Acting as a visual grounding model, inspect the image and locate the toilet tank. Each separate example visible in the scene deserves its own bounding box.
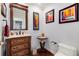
[58,43,77,56]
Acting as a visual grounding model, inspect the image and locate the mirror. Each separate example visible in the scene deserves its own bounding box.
[10,3,28,30]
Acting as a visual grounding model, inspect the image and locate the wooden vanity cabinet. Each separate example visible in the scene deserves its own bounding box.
[5,36,31,56]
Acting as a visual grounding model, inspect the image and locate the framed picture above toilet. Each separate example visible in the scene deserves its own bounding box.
[59,3,79,24]
[46,9,54,23]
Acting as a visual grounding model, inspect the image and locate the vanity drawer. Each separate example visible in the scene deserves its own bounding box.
[12,49,29,56]
[11,37,30,46]
[11,43,29,53]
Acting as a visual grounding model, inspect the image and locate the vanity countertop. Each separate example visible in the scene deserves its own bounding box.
[5,34,31,39]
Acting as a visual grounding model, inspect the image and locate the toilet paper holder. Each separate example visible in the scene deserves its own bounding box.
[51,41,57,44]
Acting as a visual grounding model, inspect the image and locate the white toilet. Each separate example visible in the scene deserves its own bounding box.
[55,43,77,56]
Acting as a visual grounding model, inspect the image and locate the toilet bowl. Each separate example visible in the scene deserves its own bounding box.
[55,43,77,56]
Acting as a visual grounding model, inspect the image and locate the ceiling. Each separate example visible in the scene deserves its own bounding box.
[28,3,54,9]
[19,3,56,10]
[21,3,72,10]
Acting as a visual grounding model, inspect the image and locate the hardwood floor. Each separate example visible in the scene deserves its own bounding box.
[32,48,54,56]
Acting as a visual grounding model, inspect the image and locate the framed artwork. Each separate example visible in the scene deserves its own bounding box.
[33,12,39,30]
[59,3,79,24]
[46,9,54,23]
[1,3,7,17]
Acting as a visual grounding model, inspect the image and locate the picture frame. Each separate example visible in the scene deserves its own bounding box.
[33,12,39,30]
[59,3,79,24]
[46,9,54,23]
[1,3,7,17]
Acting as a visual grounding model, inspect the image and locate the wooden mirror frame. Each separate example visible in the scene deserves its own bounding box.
[10,3,28,30]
